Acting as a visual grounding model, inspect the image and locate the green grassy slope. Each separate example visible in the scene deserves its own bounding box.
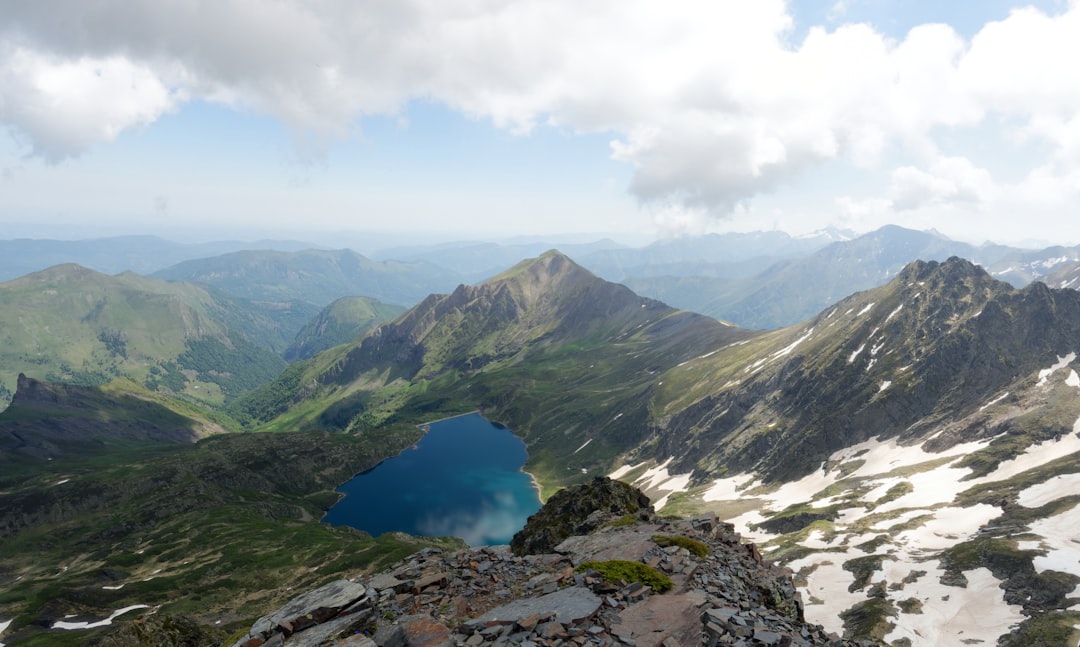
[0,396,460,646]
[236,251,757,495]
[284,295,405,361]
[0,265,287,410]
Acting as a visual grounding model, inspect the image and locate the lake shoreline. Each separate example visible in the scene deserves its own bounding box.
[322,412,542,545]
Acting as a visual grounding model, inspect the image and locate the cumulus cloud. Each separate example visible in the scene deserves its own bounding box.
[0,0,1078,227]
[888,156,995,211]
[0,45,178,161]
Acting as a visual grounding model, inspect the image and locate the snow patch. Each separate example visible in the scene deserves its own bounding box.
[573,439,592,454]
[885,304,904,323]
[1027,503,1080,577]
[878,381,892,392]
[979,392,1010,411]
[1068,370,1080,388]
[772,328,814,359]
[1037,352,1077,386]
[788,548,879,634]
[856,303,875,316]
[102,584,125,590]
[52,605,149,630]
[700,426,1080,646]
[1017,473,1080,508]
[702,475,758,502]
[608,461,648,481]
[625,458,693,511]
[883,566,1024,647]
[848,344,866,364]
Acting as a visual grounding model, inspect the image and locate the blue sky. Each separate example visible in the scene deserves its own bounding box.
[1,0,1078,247]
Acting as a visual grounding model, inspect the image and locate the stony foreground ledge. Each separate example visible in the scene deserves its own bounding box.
[230,515,881,647]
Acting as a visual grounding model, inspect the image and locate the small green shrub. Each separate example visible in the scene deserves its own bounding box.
[608,514,637,527]
[576,560,673,593]
[651,534,711,557]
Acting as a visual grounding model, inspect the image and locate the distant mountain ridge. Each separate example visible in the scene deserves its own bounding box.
[152,248,463,309]
[613,225,1080,329]
[0,264,288,409]
[0,235,322,281]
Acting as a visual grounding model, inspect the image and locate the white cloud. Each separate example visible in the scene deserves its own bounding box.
[0,45,178,161]
[0,0,1078,233]
[888,156,995,210]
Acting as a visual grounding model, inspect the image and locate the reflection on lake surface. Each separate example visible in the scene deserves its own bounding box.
[322,413,541,546]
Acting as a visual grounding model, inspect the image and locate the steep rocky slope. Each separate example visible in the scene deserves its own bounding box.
[224,479,879,647]
[646,257,1080,483]
[608,260,1080,645]
[241,250,753,490]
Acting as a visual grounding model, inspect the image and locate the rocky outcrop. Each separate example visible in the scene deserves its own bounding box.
[228,513,880,647]
[510,477,655,556]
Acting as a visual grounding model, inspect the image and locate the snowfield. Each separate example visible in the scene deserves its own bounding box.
[610,355,1080,645]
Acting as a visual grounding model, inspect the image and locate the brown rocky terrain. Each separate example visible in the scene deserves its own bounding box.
[224,479,881,647]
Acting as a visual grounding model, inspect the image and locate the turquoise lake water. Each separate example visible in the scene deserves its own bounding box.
[322,413,542,546]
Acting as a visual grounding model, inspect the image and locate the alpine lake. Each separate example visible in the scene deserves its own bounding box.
[322,413,542,546]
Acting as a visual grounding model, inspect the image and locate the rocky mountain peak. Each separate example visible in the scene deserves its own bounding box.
[510,476,656,556]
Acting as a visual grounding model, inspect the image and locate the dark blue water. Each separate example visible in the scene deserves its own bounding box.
[322,413,541,546]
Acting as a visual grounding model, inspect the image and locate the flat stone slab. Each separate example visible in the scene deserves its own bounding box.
[555,528,658,565]
[282,610,370,646]
[616,592,703,647]
[241,579,367,641]
[471,586,601,627]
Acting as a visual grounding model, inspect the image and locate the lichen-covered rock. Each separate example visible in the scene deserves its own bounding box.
[510,476,654,556]
[216,515,880,647]
[82,614,227,647]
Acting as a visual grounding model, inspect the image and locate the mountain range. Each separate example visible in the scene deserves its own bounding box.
[0,265,291,409]
[233,250,1080,644]
[2,229,1080,645]
[150,248,463,309]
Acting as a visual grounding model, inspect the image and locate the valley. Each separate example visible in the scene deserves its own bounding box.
[1,229,1080,646]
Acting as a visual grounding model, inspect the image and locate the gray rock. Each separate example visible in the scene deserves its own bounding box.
[283,610,370,646]
[234,579,368,646]
[373,622,407,647]
[472,586,601,627]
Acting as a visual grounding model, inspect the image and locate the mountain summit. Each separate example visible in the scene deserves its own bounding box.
[243,251,753,486]
[646,256,1080,481]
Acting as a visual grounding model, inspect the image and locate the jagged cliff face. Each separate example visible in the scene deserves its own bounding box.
[251,251,753,487]
[645,257,1080,482]
[319,251,740,385]
[611,259,1080,645]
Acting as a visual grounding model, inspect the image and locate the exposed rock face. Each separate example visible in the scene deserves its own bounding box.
[82,614,227,646]
[226,513,880,647]
[510,477,655,556]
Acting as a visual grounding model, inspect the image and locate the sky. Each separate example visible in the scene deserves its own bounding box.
[1,0,1079,247]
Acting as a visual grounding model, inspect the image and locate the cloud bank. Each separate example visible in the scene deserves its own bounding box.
[1,0,1078,232]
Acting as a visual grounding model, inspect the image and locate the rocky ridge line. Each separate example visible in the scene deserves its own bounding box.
[229,515,881,647]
